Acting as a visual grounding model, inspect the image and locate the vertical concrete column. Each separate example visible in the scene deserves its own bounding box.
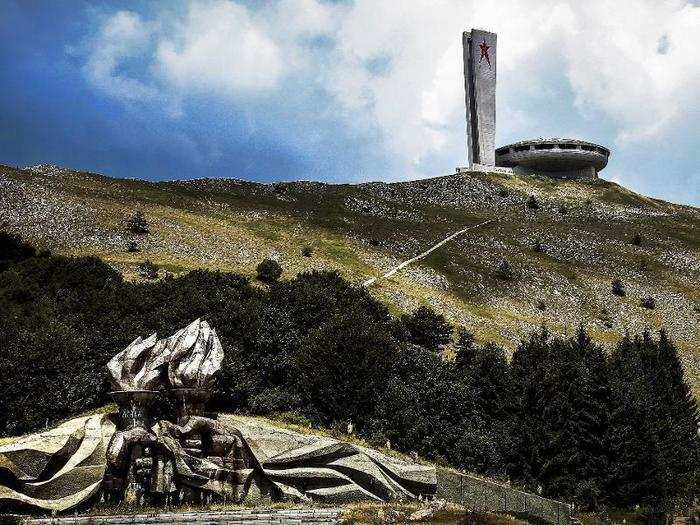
[463,29,497,167]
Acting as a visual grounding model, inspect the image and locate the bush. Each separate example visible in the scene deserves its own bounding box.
[138,259,159,279]
[127,210,149,234]
[301,245,313,257]
[498,188,508,198]
[526,195,540,210]
[558,204,569,215]
[400,305,453,352]
[0,231,36,271]
[536,300,546,311]
[533,239,544,253]
[632,233,642,246]
[127,241,140,253]
[496,259,513,281]
[611,279,626,297]
[640,297,656,309]
[256,259,282,283]
[639,259,649,273]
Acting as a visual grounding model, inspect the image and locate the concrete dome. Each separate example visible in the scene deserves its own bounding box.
[495,138,609,177]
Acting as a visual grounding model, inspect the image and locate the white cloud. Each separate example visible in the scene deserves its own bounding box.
[79,0,700,198]
[83,10,158,101]
[560,0,700,145]
[156,1,283,94]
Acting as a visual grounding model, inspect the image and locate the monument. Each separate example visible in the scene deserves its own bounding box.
[460,28,610,179]
[0,319,437,512]
[463,29,497,168]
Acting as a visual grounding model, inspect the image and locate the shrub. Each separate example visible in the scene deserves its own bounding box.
[611,279,626,297]
[369,238,380,247]
[536,300,546,311]
[632,233,642,246]
[533,239,544,253]
[558,204,569,215]
[526,195,540,210]
[496,259,513,281]
[640,297,656,309]
[0,231,36,271]
[256,259,282,283]
[498,188,508,198]
[127,241,140,253]
[301,245,313,257]
[138,259,159,279]
[127,210,149,234]
[639,259,649,273]
[400,305,453,352]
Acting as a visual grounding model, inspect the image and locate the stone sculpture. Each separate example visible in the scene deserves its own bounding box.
[0,319,436,513]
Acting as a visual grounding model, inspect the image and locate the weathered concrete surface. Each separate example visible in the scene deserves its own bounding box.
[436,468,571,525]
[463,28,497,167]
[19,508,343,524]
[0,415,115,512]
[167,319,224,390]
[222,416,436,503]
[495,138,609,178]
[107,334,170,392]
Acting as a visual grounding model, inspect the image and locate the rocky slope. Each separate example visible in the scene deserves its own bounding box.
[1,163,698,395]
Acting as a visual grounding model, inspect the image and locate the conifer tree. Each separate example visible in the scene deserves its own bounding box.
[508,329,551,485]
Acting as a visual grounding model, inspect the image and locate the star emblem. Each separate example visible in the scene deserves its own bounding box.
[479,38,491,68]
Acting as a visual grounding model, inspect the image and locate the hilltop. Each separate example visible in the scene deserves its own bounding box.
[1,163,698,394]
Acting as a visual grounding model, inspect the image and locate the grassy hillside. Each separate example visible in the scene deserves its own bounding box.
[1,163,698,394]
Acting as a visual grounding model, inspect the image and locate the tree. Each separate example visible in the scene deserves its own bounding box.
[400,305,453,352]
[496,259,514,280]
[640,296,656,309]
[455,334,515,476]
[526,195,540,210]
[611,278,626,296]
[138,259,159,279]
[371,344,476,470]
[127,210,149,234]
[0,231,36,271]
[256,259,282,283]
[509,328,611,509]
[608,331,700,511]
[632,233,642,246]
[293,311,397,428]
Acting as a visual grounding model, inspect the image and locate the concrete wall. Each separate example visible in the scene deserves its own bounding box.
[436,468,572,525]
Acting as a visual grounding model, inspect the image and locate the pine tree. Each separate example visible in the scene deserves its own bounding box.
[608,334,668,508]
[655,330,700,506]
[508,329,551,485]
[511,328,610,509]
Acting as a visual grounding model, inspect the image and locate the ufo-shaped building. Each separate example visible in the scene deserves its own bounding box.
[495,138,610,179]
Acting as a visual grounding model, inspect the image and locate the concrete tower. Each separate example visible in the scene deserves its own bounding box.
[463,29,497,167]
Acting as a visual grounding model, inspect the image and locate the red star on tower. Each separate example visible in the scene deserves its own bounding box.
[479,38,491,68]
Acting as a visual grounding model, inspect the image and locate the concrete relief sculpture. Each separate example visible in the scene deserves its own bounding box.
[0,319,437,514]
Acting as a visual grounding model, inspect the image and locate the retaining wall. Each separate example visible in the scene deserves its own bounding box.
[436,468,572,525]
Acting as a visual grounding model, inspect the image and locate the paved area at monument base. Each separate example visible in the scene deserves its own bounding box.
[15,508,342,525]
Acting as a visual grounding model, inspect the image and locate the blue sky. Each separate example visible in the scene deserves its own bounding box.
[1,0,698,206]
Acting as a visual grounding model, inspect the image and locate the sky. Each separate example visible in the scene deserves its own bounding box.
[0,0,699,206]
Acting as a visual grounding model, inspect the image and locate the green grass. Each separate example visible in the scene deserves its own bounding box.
[2,163,699,397]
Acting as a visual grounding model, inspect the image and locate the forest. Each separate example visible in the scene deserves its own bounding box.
[0,230,697,516]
